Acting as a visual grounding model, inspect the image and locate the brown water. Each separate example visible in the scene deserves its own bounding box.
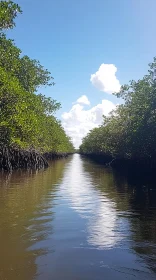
[0,154,156,280]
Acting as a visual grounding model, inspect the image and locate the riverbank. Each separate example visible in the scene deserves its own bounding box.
[0,147,72,171]
[80,153,156,183]
[43,152,72,160]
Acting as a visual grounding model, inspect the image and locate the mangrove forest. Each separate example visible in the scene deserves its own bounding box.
[80,58,156,171]
[0,1,75,171]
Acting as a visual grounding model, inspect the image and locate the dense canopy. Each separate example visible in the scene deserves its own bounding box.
[0,1,74,154]
[80,59,156,166]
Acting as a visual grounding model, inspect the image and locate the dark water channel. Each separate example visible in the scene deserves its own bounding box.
[0,154,156,280]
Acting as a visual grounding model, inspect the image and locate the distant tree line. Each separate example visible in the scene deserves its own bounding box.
[0,1,74,155]
[80,58,156,167]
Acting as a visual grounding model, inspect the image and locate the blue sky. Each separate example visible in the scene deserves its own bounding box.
[7,0,156,147]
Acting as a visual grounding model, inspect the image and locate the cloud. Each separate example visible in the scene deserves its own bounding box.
[90,64,121,94]
[76,95,90,105]
[62,96,116,148]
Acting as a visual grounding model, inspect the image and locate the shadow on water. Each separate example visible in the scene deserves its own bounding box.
[82,156,156,274]
[0,158,69,280]
[0,154,156,280]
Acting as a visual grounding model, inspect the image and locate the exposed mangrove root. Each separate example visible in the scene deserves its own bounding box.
[80,152,156,180]
[0,146,49,172]
[43,152,70,160]
[0,147,74,172]
[80,153,113,165]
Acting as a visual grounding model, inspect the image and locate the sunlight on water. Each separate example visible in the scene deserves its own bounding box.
[59,154,122,249]
[0,155,156,280]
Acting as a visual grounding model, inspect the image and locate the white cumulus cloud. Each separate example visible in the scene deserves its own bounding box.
[76,95,90,105]
[90,64,121,94]
[62,96,116,148]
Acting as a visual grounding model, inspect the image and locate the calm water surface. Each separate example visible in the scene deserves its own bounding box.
[0,154,156,280]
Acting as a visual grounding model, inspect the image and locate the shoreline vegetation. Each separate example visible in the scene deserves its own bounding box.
[1,1,156,174]
[0,1,75,171]
[79,57,156,176]
[0,146,72,172]
[79,153,156,175]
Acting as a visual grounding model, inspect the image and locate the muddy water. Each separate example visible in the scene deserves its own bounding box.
[0,154,156,280]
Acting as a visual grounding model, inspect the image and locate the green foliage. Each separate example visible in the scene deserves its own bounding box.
[0,1,22,30]
[0,35,55,92]
[17,56,55,92]
[80,58,156,162]
[0,1,75,154]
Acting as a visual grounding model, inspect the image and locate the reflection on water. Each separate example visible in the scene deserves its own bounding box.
[0,154,156,280]
[59,155,122,249]
[0,159,67,280]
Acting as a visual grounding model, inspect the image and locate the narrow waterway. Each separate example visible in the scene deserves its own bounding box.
[0,154,156,280]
